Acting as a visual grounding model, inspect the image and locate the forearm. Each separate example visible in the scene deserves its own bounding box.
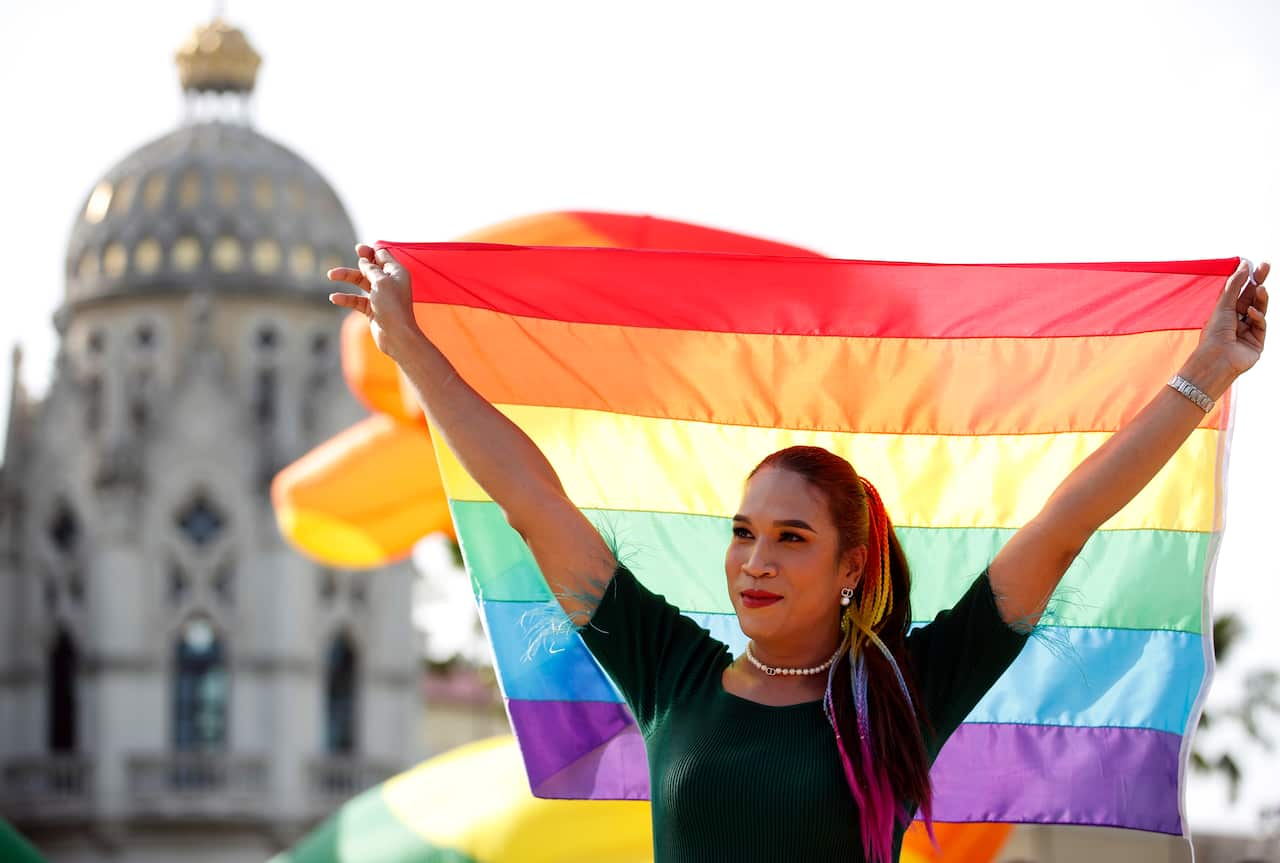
[385,325,569,529]
[1039,347,1233,546]
[990,259,1265,627]
[991,348,1233,627]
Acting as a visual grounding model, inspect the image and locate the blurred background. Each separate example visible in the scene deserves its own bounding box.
[0,1,1276,861]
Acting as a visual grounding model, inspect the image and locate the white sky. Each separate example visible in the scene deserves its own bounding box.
[1,0,1276,838]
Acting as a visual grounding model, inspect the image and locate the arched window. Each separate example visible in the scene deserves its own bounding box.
[173,616,228,750]
[253,367,277,427]
[85,375,103,434]
[324,633,357,754]
[47,628,78,752]
[47,502,79,555]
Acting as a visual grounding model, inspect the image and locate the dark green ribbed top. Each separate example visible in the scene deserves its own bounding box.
[580,566,1028,862]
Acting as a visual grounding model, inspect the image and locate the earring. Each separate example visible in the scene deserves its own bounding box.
[839,587,854,606]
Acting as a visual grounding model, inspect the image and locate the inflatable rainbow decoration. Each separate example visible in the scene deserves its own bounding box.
[0,820,45,863]
[271,735,1010,863]
[383,241,1235,836]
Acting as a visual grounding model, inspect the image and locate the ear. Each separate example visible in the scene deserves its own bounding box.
[841,545,868,586]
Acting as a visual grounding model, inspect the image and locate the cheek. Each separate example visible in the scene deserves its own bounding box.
[724,543,745,575]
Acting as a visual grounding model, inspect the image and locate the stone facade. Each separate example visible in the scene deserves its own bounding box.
[0,19,416,862]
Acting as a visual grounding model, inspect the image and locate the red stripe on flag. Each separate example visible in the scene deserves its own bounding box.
[383,242,1236,339]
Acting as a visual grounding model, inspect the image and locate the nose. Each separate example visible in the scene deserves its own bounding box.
[742,542,776,579]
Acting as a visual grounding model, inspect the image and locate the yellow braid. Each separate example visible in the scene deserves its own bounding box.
[843,480,895,655]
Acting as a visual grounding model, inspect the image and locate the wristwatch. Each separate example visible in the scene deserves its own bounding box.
[1167,375,1214,413]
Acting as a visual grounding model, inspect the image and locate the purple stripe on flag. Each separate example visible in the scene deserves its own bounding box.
[931,723,1183,834]
[507,699,650,799]
[507,700,1184,832]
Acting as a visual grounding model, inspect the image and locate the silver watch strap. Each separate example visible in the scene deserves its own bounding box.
[1167,375,1215,413]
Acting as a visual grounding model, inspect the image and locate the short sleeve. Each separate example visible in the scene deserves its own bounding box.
[905,569,1029,757]
[579,565,730,734]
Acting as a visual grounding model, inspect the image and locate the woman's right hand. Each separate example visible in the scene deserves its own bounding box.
[328,243,421,360]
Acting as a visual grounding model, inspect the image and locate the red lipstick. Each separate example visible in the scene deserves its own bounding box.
[741,589,782,609]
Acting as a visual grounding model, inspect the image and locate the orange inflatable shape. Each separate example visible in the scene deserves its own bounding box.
[272,414,452,567]
[901,821,1013,862]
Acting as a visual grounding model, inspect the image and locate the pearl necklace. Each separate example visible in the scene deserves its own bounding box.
[744,642,843,677]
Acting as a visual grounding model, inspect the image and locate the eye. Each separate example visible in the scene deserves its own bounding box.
[779,531,804,543]
[732,526,753,540]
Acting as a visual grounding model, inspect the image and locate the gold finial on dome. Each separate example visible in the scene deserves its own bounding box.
[175,19,261,94]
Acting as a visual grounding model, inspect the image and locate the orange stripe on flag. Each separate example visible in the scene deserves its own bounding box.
[415,304,1225,436]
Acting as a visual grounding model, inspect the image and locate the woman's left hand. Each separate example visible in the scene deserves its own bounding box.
[1200,258,1269,378]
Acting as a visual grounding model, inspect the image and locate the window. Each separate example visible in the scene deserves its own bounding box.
[256,325,279,351]
[129,369,153,434]
[84,182,112,224]
[211,236,242,273]
[48,503,79,554]
[318,569,337,603]
[111,177,136,216]
[85,376,103,434]
[289,245,315,278]
[103,243,128,278]
[171,236,202,272]
[142,174,167,210]
[48,628,78,752]
[169,564,189,606]
[176,494,226,548]
[173,616,228,751]
[135,323,156,349]
[310,332,330,358]
[134,239,163,275]
[213,562,235,606]
[178,171,201,209]
[77,249,99,281]
[324,633,357,754]
[254,368,276,427]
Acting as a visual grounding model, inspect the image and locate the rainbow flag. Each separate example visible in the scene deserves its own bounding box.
[384,241,1236,836]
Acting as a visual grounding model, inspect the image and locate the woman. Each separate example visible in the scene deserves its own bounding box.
[330,247,1268,862]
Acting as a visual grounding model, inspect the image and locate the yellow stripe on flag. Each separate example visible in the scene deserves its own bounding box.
[435,405,1220,532]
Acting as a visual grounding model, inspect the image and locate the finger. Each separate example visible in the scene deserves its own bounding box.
[1217,260,1252,312]
[1254,261,1270,287]
[374,246,408,277]
[1256,283,1269,316]
[1218,257,1249,304]
[355,243,377,262]
[358,256,389,283]
[1233,260,1261,316]
[327,267,370,291]
[328,292,371,316]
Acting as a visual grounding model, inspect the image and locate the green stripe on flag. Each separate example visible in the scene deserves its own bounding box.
[452,500,1208,633]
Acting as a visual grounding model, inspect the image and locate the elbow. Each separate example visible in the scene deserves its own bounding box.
[1033,505,1093,570]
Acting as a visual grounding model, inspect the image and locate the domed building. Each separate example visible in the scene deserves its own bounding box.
[0,19,416,861]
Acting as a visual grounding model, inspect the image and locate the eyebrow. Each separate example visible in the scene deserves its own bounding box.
[732,515,817,532]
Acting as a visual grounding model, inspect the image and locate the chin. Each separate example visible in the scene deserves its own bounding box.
[733,609,778,641]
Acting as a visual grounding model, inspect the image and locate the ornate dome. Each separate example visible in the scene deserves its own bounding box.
[64,21,355,310]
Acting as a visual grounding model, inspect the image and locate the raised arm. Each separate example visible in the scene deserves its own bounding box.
[329,245,614,623]
[989,259,1270,629]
